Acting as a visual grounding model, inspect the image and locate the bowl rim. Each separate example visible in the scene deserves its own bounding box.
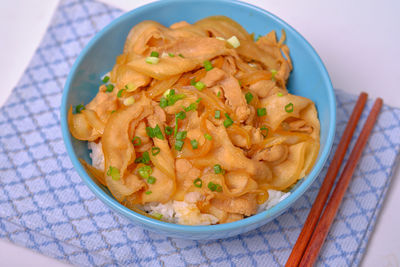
[61,0,336,234]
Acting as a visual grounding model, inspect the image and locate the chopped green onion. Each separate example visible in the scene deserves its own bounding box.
[135,157,143,163]
[150,51,159,57]
[138,165,152,179]
[153,125,164,140]
[134,157,141,164]
[255,34,262,41]
[223,120,233,128]
[174,117,179,138]
[168,94,186,106]
[203,60,213,71]
[147,176,156,184]
[209,183,217,191]
[190,78,196,86]
[163,89,172,97]
[161,89,185,106]
[194,81,206,91]
[145,56,159,64]
[145,190,152,195]
[196,98,202,103]
[193,178,202,188]
[175,140,184,151]
[125,83,136,92]
[111,110,116,114]
[176,131,187,141]
[216,184,222,192]
[117,89,125,98]
[176,111,186,120]
[142,151,150,164]
[213,164,223,174]
[165,126,173,136]
[151,147,160,156]
[227,36,240,48]
[285,102,294,113]
[146,127,155,138]
[123,96,135,106]
[208,182,222,192]
[204,133,212,140]
[245,92,253,104]
[191,139,199,149]
[168,53,175,57]
[102,76,110,83]
[223,113,234,128]
[184,103,197,112]
[238,80,242,86]
[107,166,120,181]
[217,91,221,97]
[277,92,283,97]
[145,125,164,140]
[160,97,168,108]
[208,182,217,191]
[257,107,267,117]
[75,104,85,114]
[271,69,278,81]
[260,126,269,138]
[152,212,163,219]
[105,84,114,93]
[178,53,184,58]
[132,136,142,146]
[141,152,150,164]
[215,110,221,119]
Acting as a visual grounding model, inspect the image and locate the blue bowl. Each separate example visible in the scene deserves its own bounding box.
[61,0,335,240]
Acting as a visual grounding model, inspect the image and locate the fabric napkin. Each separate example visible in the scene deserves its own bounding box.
[0,0,399,266]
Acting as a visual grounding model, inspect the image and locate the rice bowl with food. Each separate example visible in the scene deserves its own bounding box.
[68,16,320,225]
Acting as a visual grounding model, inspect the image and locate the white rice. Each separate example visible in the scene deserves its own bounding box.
[88,141,104,171]
[88,141,291,225]
[101,72,111,81]
[142,201,175,223]
[141,192,219,225]
[257,190,291,213]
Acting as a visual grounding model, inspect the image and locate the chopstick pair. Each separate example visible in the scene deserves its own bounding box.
[286,93,383,267]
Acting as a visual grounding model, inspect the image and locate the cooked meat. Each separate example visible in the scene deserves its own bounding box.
[249,79,276,98]
[220,213,243,223]
[176,159,201,187]
[201,67,226,87]
[243,125,264,145]
[211,193,257,216]
[220,75,250,122]
[86,87,117,122]
[289,119,313,134]
[221,56,237,75]
[125,174,145,192]
[253,144,289,165]
[170,21,191,29]
[131,121,152,152]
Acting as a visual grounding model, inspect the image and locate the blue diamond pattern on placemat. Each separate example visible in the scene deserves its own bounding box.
[0,0,399,266]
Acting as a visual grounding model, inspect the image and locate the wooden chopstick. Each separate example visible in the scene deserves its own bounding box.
[285,92,368,267]
[299,98,383,266]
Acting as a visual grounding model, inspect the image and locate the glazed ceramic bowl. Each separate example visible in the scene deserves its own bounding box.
[61,0,336,240]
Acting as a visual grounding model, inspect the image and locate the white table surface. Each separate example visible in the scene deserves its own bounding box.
[0,0,399,266]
